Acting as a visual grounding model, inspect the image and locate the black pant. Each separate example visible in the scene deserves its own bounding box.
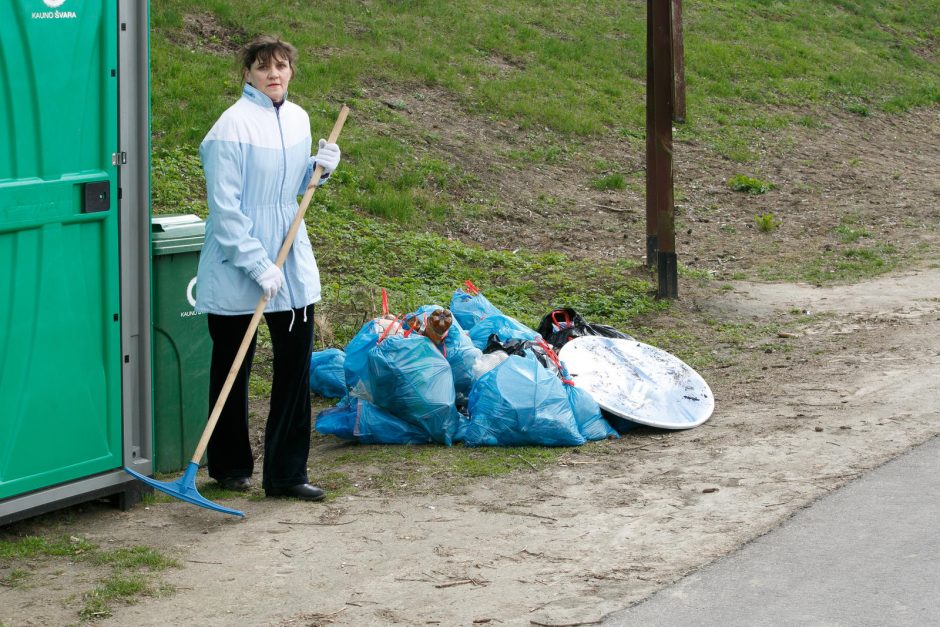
[206,305,314,490]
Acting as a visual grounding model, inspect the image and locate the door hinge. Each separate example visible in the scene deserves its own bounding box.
[112,152,127,166]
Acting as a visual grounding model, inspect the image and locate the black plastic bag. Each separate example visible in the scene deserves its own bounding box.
[536,308,632,352]
[483,334,566,380]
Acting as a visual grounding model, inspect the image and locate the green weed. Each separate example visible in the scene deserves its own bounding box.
[797,115,823,128]
[248,376,273,399]
[140,491,173,504]
[728,175,775,195]
[307,442,565,497]
[79,574,164,621]
[799,243,901,283]
[87,547,180,571]
[845,102,870,116]
[0,568,29,588]
[0,535,94,560]
[536,193,557,207]
[835,223,871,243]
[591,173,627,191]
[754,212,781,232]
[678,265,712,281]
[506,144,565,164]
[0,535,178,622]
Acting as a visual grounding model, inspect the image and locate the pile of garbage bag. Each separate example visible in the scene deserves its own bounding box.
[311,282,619,447]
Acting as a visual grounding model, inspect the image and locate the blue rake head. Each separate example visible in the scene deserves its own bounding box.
[125,462,245,518]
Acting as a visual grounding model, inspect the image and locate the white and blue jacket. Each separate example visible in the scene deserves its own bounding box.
[195,83,324,315]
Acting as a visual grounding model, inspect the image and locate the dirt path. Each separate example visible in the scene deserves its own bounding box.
[4,265,939,626]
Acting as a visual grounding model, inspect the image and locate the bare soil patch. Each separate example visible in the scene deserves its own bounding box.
[2,104,939,626]
[162,12,250,57]
[367,88,939,276]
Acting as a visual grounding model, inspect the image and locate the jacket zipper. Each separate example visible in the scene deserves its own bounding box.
[274,105,296,307]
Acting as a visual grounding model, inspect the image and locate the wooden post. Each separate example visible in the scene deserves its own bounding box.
[645,0,658,269]
[649,0,677,298]
[672,0,686,123]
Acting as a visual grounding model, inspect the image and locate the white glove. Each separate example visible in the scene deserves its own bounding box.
[256,264,284,301]
[314,139,341,175]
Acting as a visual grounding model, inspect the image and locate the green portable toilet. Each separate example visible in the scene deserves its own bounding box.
[151,215,211,473]
[0,1,153,524]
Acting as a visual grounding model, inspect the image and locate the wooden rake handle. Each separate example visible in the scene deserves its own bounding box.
[191,104,350,465]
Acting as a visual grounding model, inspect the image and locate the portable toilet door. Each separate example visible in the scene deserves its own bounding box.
[0,1,152,522]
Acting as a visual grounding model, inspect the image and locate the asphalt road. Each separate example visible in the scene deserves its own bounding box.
[605,434,940,626]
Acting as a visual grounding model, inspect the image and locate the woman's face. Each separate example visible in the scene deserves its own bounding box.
[245,53,292,103]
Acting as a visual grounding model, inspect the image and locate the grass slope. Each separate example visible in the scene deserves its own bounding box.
[150,0,940,344]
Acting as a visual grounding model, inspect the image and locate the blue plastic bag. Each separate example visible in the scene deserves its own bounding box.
[410,304,483,399]
[362,334,460,446]
[344,317,405,392]
[450,287,502,331]
[447,328,482,401]
[355,398,434,445]
[314,397,357,440]
[343,319,382,392]
[566,384,618,441]
[315,397,433,444]
[309,348,347,399]
[464,355,586,447]
[468,314,540,350]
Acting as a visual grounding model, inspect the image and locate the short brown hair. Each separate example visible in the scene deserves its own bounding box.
[241,35,298,73]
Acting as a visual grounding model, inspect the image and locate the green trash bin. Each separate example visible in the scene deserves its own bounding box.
[151,215,211,473]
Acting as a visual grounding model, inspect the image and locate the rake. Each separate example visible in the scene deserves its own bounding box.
[126,105,350,517]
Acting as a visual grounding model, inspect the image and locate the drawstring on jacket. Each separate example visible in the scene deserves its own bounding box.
[287,304,309,334]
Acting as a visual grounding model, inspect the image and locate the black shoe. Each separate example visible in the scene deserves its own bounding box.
[265,483,326,501]
[217,476,252,492]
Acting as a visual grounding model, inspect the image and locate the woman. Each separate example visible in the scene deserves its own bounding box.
[195,35,341,501]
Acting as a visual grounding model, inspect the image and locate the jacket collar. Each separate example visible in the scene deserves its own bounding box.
[242,83,288,109]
